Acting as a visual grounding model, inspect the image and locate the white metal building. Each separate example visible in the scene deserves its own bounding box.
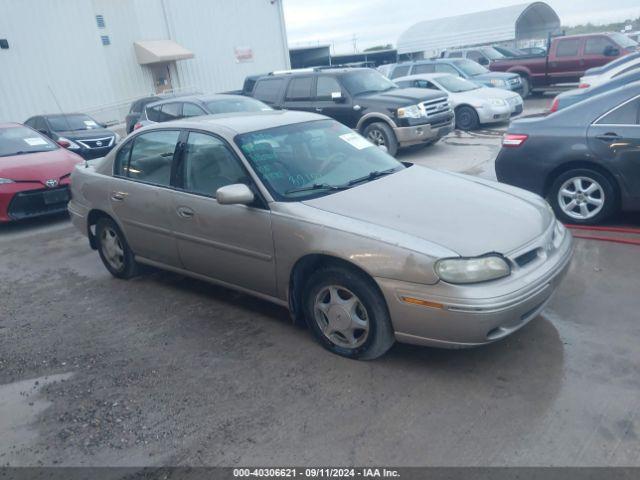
[397,2,561,59]
[0,0,290,124]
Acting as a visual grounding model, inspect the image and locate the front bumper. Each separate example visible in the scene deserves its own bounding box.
[0,181,71,222]
[477,104,512,124]
[377,227,574,348]
[394,119,455,146]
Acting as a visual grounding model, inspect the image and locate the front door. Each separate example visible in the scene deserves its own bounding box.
[110,129,182,266]
[170,131,277,296]
[313,75,357,128]
[587,94,640,209]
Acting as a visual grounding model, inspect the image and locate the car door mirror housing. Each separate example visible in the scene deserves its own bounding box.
[604,46,619,57]
[216,183,255,205]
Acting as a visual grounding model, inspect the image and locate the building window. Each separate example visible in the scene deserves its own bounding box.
[101,35,111,46]
[96,15,106,29]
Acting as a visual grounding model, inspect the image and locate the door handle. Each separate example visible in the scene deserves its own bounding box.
[596,133,622,142]
[111,191,128,201]
[315,107,323,112]
[177,206,195,218]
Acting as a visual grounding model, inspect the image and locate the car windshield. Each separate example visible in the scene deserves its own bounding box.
[0,126,58,157]
[205,97,271,114]
[609,32,638,49]
[341,70,398,96]
[454,59,490,76]
[436,75,480,92]
[235,119,404,201]
[48,114,101,131]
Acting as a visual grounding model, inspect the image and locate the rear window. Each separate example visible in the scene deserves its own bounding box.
[556,39,581,57]
[0,126,58,157]
[253,78,285,104]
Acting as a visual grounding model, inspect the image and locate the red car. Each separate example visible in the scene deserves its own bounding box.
[0,123,83,222]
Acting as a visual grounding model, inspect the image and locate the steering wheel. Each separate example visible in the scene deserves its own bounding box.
[318,152,347,176]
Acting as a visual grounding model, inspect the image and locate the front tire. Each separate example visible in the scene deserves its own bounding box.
[548,169,617,225]
[96,217,139,279]
[519,75,531,98]
[363,122,398,157]
[303,266,394,360]
[455,106,480,131]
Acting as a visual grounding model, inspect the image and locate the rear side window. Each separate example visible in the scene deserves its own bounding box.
[125,130,181,185]
[253,78,285,104]
[556,39,581,57]
[285,77,313,101]
[584,37,615,55]
[413,63,435,74]
[315,76,342,100]
[390,65,410,79]
[597,97,640,125]
[447,51,463,58]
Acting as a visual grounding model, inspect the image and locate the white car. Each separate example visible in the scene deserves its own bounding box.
[394,73,523,130]
[579,54,640,88]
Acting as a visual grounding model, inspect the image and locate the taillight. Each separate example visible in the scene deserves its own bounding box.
[133,122,143,130]
[502,133,528,147]
[578,83,589,89]
[549,97,559,113]
[57,139,71,148]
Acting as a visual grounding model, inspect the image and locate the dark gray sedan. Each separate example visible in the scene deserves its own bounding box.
[496,81,640,224]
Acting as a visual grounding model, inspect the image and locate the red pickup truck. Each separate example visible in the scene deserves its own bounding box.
[489,32,638,95]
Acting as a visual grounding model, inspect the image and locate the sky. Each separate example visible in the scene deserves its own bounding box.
[283,0,640,53]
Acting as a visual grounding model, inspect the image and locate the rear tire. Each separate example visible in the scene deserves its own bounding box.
[363,122,399,157]
[96,217,139,279]
[303,266,395,360]
[548,168,617,225]
[455,106,480,131]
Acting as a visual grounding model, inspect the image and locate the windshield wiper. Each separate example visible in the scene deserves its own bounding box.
[285,183,350,195]
[346,168,398,186]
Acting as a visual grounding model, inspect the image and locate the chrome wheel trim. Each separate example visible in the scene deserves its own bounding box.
[313,286,370,349]
[101,227,125,271]
[367,129,385,146]
[558,176,605,220]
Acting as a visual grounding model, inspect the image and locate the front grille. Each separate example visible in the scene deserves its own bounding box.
[77,136,115,149]
[514,248,540,268]
[8,186,70,220]
[421,98,451,117]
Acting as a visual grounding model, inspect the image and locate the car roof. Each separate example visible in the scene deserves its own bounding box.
[140,109,325,136]
[394,73,449,82]
[145,93,250,109]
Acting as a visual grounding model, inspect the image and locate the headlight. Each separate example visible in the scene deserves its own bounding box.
[57,137,81,150]
[397,104,423,119]
[0,178,15,185]
[488,98,508,107]
[435,254,511,284]
[489,79,507,88]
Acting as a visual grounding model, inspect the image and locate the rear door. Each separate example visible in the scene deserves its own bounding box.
[587,95,640,208]
[549,37,584,83]
[169,130,276,295]
[110,129,182,266]
[282,76,315,113]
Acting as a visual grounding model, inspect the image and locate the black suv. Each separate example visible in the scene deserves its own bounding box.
[245,68,454,156]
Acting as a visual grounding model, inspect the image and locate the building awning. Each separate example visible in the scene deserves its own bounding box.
[134,40,194,65]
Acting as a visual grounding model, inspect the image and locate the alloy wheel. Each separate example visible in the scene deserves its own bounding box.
[367,129,386,146]
[101,227,125,271]
[557,176,605,220]
[313,286,370,349]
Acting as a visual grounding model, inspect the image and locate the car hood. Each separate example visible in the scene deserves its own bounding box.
[0,148,84,184]
[472,71,519,81]
[452,86,521,103]
[55,128,115,140]
[302,166,552,257]
[359,87,447,106]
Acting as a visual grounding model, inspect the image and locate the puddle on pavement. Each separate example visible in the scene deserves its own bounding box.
[0,372,74,460]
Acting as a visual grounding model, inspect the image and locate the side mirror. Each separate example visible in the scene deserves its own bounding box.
[478,57,490,66]
[331,91,345,103]
[604,46,620,57]
[216,183,255,206]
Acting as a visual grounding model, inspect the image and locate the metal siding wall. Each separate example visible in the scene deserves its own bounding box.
[165,0,290,94]
[0,0,289,122]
